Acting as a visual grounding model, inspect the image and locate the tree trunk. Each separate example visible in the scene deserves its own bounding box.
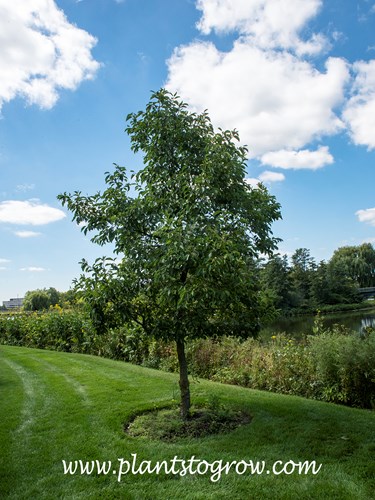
[176,338,190,420]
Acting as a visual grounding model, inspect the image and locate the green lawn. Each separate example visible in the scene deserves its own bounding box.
[1,345,374,499]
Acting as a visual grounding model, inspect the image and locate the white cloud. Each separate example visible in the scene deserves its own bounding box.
[343,59,375,150]
[14,230,42,238]
[244,171,285,187]
[258,171,285,182]
[244,177,261,187]
[20,267,46,272]
[166,0,375,172]
[260,146,334,170]
[167,39,348,158]
[356,207,375,226]
[196,0,326,55]
[0,258,10,263]
[0,0,100,111]
[0,199,66,225]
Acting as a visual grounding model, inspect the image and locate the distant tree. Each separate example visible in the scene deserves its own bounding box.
[329,244,375,288]
[326,258,360,304]
[58,89,281,419]
[47,287,60,307]
[23,287,60,311]
[58,289,79,308]
[289,248,316,308]
[310,260,331,306]
[357,243,375,287]
[260,254,293,311]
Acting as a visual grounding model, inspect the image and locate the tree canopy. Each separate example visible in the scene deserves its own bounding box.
[58,89,282,417]
[330,244,375,288]
[23,287,60,311]
[260,243,373,313]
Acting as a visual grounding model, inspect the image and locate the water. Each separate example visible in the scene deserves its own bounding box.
[260,307,375,340]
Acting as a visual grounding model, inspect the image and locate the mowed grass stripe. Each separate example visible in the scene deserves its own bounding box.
[0,350,108,499]
[0,355,25,496]
[0,347,184,499]
[1,358,39,434]
[26,355,92,407]
[1,345,374,500]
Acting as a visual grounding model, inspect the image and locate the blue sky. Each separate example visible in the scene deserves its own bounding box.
[0,0,375,303]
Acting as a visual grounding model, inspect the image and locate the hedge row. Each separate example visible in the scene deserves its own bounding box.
[1,308,374,409]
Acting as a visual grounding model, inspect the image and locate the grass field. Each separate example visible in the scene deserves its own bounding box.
[1,345,374,499]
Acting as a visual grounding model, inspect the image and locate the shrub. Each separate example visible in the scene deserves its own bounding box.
[309,327,375,408]
[159,330,375,409]
[0,309,95,353]
[0,314,29,346]
[93,325,151,364]
[186,337,242,379]
[2,308,374,409]
[206,335,317,399]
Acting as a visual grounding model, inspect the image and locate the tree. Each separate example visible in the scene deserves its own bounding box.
[58,89,281,418]
[326,258,360,304]
[23,287,60,311]
[310,260,331,306]
[289,248,316,309]
[329,244,375,288]
[260,254,293,311]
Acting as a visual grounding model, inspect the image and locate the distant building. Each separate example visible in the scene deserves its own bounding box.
[3,297,24,309]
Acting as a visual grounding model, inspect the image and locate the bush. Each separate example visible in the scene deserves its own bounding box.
[0,308,95,353]
[199,335,317,399]
[2,308,374,409]
[309,327,375,408]
[186,337,242,379]
[93,325,151,364]
[154,329,375,409]
[0,314,28,346]
[318,301,375,313]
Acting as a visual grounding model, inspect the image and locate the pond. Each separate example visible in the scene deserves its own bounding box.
[260,307,375,340]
